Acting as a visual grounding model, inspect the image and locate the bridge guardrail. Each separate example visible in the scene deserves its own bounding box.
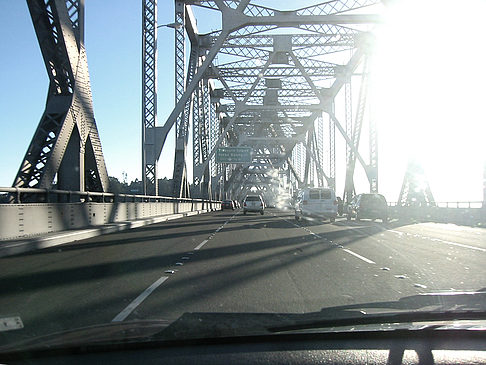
[0,187,221,241]
[389,201,484,209]
[0,187,214,204]
[387,201,485,226]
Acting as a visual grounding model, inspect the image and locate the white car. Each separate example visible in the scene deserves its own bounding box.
[294,187,338,222]
[243,195,265,215]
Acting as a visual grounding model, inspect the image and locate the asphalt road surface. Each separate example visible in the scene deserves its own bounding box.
[1,208,485,346]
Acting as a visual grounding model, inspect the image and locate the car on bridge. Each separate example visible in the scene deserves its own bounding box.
[346,193,389,223]
[294,187,338,222]
[243,195,265,215]
[221,200,235,210]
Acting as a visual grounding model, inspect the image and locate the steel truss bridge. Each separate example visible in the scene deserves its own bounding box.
[9,0,484,208]
[142,0,383,204]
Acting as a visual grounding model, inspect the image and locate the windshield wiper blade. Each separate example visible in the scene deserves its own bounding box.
[268,310,486,333]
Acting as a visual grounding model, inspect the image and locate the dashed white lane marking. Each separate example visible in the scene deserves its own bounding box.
[113,212,238,322]
[342,248,376,264]
[193,212,237,251]
[275,213,376,264]
[194,239,209,251]
[389,230,486,253]
[112,276,169,322]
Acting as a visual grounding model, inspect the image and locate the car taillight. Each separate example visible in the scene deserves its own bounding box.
[260,202,263,206]
[244,202,247,207]
[303,200,308,205]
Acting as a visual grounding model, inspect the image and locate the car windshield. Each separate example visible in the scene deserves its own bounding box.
[1,0,485,352]
[361,194,386,204]
[321,190,332,200]
[309,190,320,199]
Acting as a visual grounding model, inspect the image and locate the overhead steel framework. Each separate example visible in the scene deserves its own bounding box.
[143,0,380,200]
[142,0,383,201]
[13,0,109,193]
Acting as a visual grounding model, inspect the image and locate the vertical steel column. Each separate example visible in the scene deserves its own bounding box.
[304,131,311,187]
[329,101,336,189]
[483,161,486,208]
[309,127,315,187]
[142,0,158,195]
[345,80,352,172]
[210,101,219,179]
[201,78,212,199]
[343,57,369,204]
[313,118,325,187]
[297,142,304,186]
[369,95,378,193]
[192,66,212,198]
[317,114,325,186]
[172,0,190,197]
[192,71,202,188]
[209,99,219,199]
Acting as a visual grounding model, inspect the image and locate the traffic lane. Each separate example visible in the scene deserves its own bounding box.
[0,211,237,346]
[130,209,433,322]
[388,222,486,250]
[1,210,482,346]
[374,226,486,292]
[0,210,236,295]
[125,210,332,318]
[289,216,486,294]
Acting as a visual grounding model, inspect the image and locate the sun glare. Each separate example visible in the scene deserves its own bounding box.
[371,0,486,201]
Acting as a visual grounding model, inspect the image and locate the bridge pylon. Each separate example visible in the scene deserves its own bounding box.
[398,160,435,207]
[13,0,108,193]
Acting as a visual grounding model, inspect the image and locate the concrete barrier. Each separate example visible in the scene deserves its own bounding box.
[0,200,220,241]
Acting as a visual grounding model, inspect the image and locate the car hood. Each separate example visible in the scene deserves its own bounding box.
[1,291,486,353]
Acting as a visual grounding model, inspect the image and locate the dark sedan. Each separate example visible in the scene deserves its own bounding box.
[221,200,235,210]
[347,193,388,222]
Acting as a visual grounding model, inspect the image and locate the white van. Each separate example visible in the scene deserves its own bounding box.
[294,187,338,222]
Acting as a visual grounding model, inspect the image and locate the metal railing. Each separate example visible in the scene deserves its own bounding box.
[386,201,485,225]
[0,187,218,205]
[388,201,484,209]
[0,187,222,241]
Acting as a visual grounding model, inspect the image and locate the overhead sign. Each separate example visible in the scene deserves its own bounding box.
[215,147,252,164]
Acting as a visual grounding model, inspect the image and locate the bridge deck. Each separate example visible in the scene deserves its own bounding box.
[1,208,485,347]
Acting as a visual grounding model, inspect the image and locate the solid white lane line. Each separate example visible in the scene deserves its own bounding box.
[389,230,486,253]
[434,240,486,252]
[342,249,376,264]
[112,276,169,322]
[194,239,209,250]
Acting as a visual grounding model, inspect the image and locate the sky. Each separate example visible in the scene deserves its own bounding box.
[0,0,484,203]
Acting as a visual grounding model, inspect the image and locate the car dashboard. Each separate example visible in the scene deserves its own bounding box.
[2,329,485,364]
